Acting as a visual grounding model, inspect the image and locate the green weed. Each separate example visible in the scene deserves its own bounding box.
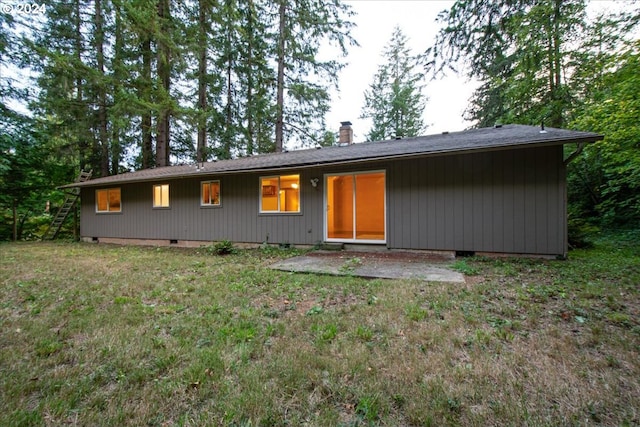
[355,325,374,342]
[207,239,237,255]
[339,256,363,274]
[405,302,428,321]
[450,259,480,275]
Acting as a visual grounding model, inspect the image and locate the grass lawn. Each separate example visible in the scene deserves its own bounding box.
[1,232,639,426]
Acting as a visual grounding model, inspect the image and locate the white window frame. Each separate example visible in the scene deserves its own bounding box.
[95,188,121,213]
[323,170,387,244]
[153,184,170,208]
[259,174,300,214]
[201,180,221,207]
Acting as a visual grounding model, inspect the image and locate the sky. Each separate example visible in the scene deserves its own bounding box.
[325,0,478,142]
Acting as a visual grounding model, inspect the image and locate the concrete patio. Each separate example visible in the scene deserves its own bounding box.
[270,251,465,283]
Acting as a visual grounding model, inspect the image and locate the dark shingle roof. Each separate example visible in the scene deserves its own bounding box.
[65,124,603,188]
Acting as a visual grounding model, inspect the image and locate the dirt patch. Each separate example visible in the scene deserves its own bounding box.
[463,275,485,286]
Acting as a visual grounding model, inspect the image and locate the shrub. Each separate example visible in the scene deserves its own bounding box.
[209,240,236,255]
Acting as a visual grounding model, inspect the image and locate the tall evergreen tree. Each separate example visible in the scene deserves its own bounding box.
[568,13,640,226]
[272,0,355,151]
[429,0,586,128]
[110,0,125,174]
[186,0,273,160]
[212,0,242,159]
[155,0,171,167]
[27,0,96,172]
[94,0,110,176]
[16,0,355,178]
[0,7,18,112]
[360,26,427,141]
[195,0,211,163]
[238,0,274,155]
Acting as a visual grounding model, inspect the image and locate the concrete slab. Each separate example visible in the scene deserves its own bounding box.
[270,252,465,283]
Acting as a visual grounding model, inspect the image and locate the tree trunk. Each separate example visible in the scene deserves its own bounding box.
[223,26,233,159]
[156,0,171,167]
[95,0,110,176]
[196,0,207,163]
[245,0,255,155]
[111,1,123,175]
[549,0,563,128]
[12,199,17,242]
[141,38,153,169]
[74,0,89,171]
[275,0,286,153]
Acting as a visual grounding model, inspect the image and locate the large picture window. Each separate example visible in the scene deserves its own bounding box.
[201,180,221,206]
[260,174,300,213]
[153,184,170,208]
[96,188,121,213]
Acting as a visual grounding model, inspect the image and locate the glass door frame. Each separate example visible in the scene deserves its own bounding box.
[323,170,387,244]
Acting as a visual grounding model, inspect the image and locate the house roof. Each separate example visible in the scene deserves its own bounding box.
[65,124,603,188]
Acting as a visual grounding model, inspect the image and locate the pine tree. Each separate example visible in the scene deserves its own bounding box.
[28,0,98,172]
[361,26,427,141]
[17,0,355,175]
[155,0,171,167]
[430,0,587,128]
[94,0,110,176]
[238,0,274,155]
[195,0,211,163]
[272,0,355,151]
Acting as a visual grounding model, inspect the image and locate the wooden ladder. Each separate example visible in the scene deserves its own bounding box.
[42,169,92,240]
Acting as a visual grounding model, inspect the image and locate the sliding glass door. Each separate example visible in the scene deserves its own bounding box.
[325,171,386,243]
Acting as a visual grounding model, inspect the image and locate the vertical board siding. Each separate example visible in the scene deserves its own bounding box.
[387,145,565,255]
[502,151,517,252]
[452,157,464,249]
[409,161,419,248]
[81,165,373,247]
[81,146,566,255]
[479,152,493,250]
[462,154,474,250]
[434,160,447,249]
[82,172,323,245]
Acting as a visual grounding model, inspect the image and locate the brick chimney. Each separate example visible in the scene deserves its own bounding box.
[339,121,353,144]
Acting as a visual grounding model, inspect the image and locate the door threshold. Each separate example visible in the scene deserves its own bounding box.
[343,243,388,252]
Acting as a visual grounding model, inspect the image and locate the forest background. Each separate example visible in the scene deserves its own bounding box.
[1,0,638,241]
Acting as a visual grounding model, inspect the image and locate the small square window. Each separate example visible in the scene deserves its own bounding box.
[201,180,221,206]
[96,188,121,213]
[153,184,170,208]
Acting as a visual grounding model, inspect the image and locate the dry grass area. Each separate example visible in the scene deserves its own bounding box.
[1,232,639,426]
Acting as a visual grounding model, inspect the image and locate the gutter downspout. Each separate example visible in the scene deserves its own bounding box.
[563,142,585,166]
[560,141,586,260]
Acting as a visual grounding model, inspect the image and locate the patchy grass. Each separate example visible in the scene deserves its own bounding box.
[1,232,639,426]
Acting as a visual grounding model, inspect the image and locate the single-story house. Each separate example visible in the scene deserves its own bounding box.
[64,124,602,258]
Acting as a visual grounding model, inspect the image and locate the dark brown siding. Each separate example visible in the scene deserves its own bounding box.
[81,145,567,255]
[386,145,566,255]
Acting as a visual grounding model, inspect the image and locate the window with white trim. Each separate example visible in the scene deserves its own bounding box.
[201,180,221,206]
[260,174,300,213]
[153,184,170,208]
[96,188,121,213]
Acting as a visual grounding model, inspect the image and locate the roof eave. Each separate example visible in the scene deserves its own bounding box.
[62,131,603,189]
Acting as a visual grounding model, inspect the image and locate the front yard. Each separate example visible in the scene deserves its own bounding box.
[1,232,638,426]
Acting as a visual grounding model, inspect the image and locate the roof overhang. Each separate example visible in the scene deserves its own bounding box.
[62,124,603,189]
